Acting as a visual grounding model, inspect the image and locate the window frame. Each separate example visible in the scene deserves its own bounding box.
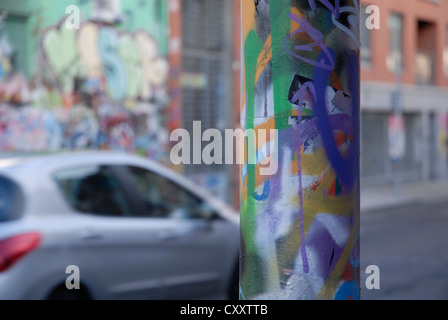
[388,12,405,73]
[53,163,220,221]
[360,4,373,69]
[444,25,448,79]
[118,165,219,221]
[0,175,25,222]
[53,165,140,218]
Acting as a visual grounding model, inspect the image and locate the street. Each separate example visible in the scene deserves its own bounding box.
[361,197,448,300]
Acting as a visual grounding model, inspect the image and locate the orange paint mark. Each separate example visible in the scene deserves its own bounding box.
[290,7,303,31]
[334,132,354,147]
[309,175,324,191]
[255,35,272,84]
[241,0,256,40]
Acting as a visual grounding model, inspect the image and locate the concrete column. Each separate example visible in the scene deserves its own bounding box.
[240,0,361,300]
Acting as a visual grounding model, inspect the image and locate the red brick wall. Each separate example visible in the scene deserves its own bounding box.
[361,0,448,88]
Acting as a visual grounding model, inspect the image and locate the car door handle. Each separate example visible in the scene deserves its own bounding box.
[159,231,178,241]
[80,230,102,241]
[192,222,212,232]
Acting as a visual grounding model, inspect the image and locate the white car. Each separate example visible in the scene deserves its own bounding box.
[0,151,239,300]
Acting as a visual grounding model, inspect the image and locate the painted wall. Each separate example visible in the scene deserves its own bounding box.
[0,0,172,163]
[361,0,448,88]
[240,0,360,300]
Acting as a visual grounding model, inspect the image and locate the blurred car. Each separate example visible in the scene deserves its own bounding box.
[0,151,239,300]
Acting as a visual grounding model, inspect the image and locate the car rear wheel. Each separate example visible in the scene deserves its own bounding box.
[227,261,239,300]
[47,284,91,300]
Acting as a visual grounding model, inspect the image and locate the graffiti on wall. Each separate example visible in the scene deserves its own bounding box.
[0,27,31,106]
[240,0,360,300]
[91,0,123,24]
[41,19,169,102]
[0,33,12,81]
[0,7,170,162]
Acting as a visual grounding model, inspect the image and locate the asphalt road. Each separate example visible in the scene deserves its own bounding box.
[360,198,448,300]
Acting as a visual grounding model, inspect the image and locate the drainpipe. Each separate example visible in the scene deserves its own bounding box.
[240,0,361,300]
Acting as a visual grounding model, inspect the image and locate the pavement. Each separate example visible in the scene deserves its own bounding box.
[361,179,448,213]
[360,187,448,300]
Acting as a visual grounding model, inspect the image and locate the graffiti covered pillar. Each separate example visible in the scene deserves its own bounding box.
[240,0,361,300]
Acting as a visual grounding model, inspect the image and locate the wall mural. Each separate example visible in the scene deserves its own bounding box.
[0,2,170,163]
[240,0,361,300]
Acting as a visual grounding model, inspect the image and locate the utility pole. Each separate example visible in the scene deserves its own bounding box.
[392,61,403,196]
[240,0,361,300]
[388,51,404,196]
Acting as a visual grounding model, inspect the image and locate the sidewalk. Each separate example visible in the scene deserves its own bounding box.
[361,179,448,213]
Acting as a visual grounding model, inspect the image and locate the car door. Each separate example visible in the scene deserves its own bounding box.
[53,164,172,299]
[120,165,235,299]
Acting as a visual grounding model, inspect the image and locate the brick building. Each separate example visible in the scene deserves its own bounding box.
[360,0,448,186]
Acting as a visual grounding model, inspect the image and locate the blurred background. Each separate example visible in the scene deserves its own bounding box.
[1,0,448,300]
[0,0,239,207]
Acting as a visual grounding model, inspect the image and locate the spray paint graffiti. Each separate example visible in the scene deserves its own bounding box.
[0,32,12,81]
[0,5,170,163]
[0,30,31,105]
[91,0,123,24]
[240,0,360,300]
[41,19,168,103]
[0,96,168,160]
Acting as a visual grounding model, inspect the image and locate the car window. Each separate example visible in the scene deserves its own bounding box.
[0,176,24,222]
[126,166,214,220]
[54,166,132,217]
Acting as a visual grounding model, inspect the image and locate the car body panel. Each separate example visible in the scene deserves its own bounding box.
[0,151,239,300]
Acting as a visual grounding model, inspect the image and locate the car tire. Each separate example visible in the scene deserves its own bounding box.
[47,284,91,300]
[227,262,239,300]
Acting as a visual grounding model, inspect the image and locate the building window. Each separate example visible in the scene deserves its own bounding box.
[54,166,133,217]
[361,5,372,68]
[444,27,448,78]
[388,13,404,73]
[361,113,422,186]
[416,20,436,85]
